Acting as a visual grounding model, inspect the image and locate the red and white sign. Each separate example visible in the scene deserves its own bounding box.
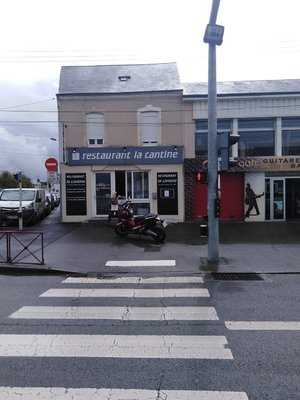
[45,157,58,172]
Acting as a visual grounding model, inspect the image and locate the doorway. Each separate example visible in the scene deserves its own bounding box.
[286,178,300,220]
[265,178,285,220]
[94,172,113,216]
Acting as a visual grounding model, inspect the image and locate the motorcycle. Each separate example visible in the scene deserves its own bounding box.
[114,200,166,243]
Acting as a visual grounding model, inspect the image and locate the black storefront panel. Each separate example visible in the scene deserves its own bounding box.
[157,172,178,215]
[66,173,87,216]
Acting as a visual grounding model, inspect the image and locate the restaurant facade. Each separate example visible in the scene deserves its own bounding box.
[57,63,193,223]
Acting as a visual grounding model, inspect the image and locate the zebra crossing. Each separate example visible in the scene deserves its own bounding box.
[0,259,249,399]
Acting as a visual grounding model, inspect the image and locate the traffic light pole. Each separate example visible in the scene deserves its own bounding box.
[207,0,221,263]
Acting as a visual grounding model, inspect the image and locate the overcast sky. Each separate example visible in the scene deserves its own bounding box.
[0,0,300,180]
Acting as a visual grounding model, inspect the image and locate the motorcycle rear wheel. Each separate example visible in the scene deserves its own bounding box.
[152,226,166,243]
[115,224,128,237]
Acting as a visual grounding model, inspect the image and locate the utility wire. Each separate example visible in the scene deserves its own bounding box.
[0,121,192,125]
[0,118,300,126]
[2,101,300,113]
[0,98,56,111]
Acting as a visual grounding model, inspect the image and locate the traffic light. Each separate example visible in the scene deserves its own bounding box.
[218,132,240,171]
[196,170,208,184]
[215,197,221,218]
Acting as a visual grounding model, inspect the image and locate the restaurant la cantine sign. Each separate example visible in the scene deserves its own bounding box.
[67,146,184,166]
[234,156,300,172]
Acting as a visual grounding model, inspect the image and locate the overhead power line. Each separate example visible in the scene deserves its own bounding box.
[0,98,56,111]
[1,101,300,114]
[0,121,191,126]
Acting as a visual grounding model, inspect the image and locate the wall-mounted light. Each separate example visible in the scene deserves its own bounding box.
[173,146,178,152]
[123,146,127,152]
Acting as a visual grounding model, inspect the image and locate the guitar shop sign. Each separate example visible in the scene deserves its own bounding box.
[235,156,300,172]
[67,146,184,165]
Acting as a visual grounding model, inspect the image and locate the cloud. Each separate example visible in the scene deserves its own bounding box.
[0,126,53,180]
[0,80,59,181]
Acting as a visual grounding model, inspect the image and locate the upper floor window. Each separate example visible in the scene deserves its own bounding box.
[238,118,275,157]
[86,113,105,146]
[195,119,232,157]
[282,117,300,155]
[138,106,161,146]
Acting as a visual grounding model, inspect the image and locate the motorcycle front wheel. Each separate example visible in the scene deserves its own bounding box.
[151,226,166,243]
[115,224,128,237]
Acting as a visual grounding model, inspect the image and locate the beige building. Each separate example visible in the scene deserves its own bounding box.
[57,63,194,222]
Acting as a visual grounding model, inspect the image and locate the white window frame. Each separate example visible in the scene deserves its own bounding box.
[126,171,150,202]
[137,105,161,146]
[86,113,105,147]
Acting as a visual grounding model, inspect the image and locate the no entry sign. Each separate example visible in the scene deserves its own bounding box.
[45,157,58,172]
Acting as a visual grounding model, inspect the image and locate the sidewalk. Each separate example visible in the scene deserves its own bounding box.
[2,216,300,275]
[33,221,300,275]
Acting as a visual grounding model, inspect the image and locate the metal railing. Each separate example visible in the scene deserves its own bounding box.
[0,231,44,265]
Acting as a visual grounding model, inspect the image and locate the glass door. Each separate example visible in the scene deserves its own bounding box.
[95,172,113,216]
[270,178,285,220]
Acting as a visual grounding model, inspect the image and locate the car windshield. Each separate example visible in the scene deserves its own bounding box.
[0,190,36,201]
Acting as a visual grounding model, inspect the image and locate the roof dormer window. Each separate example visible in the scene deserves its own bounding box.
[118,75,131,82]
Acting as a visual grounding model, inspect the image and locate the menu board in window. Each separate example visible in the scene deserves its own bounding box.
[157,172,178,215]
[66,173,87,216]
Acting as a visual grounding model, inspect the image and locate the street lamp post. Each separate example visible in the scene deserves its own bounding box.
[203,0,224,263]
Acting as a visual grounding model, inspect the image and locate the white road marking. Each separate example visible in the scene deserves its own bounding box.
[226,321,300,331]
[0,387,249,399]
[63,276,204,284]
[105,260,176,267]
[0,335,233,359]
[10,306,218,320]
[40,288,210,298]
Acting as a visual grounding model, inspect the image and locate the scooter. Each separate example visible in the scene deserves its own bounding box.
[114,200,166,243]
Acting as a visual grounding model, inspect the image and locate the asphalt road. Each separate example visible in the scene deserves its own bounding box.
[0,268,299,400]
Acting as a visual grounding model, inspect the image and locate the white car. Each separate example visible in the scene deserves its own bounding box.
[0,188,46,225]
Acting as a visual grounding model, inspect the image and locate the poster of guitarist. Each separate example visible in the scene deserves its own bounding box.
[245,183,264,219]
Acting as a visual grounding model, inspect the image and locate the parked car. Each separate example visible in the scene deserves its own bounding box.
[52,193,60,207]
[0,188,46,225]
[44,192,54,216]
[51,185,60,207]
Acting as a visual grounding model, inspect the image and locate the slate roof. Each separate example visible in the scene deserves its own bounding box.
[59,63,181,95]
[183,79,300,97]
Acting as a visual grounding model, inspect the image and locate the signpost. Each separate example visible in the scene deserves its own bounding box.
[13,171,23,230]
[45,157,58,191]
[203,0,224,264]
[45,158,58,172]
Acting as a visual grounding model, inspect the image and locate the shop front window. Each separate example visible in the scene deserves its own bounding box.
[238,118,275,157]
[126,171,149,200]
[282,117,300,155]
